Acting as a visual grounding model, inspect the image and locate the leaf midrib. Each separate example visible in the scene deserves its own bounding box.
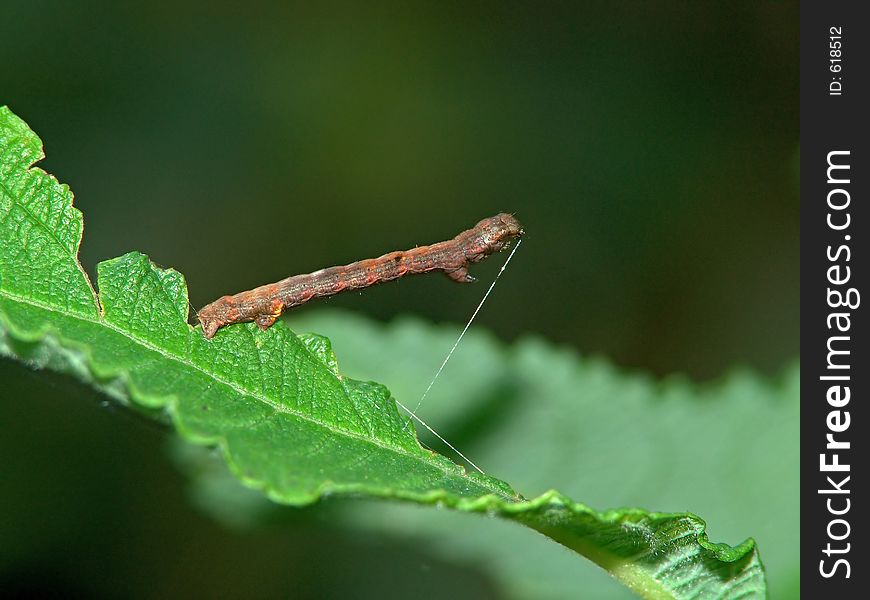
[0,287,515,501]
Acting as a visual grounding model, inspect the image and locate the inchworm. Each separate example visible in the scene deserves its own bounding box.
[198,213,524,339]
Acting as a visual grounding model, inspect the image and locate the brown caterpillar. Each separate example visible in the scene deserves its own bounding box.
[197,213,524,339]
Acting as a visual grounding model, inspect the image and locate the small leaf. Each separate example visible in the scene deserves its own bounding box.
[0,105,768,599]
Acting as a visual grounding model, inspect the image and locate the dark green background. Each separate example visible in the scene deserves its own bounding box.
[1,2,798,598]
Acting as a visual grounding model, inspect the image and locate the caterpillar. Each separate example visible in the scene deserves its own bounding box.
[197,213,524,339]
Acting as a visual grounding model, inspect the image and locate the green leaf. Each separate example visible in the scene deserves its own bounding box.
[0,105,768,599]
[286,312,799,599]
[177,311,798,599]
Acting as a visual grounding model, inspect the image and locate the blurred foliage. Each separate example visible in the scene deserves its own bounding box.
[289,312,800,598]
[1,1,797,598]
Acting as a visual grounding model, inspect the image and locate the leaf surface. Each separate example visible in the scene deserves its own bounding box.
[0,105,768,599]
[284,312,799,599]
